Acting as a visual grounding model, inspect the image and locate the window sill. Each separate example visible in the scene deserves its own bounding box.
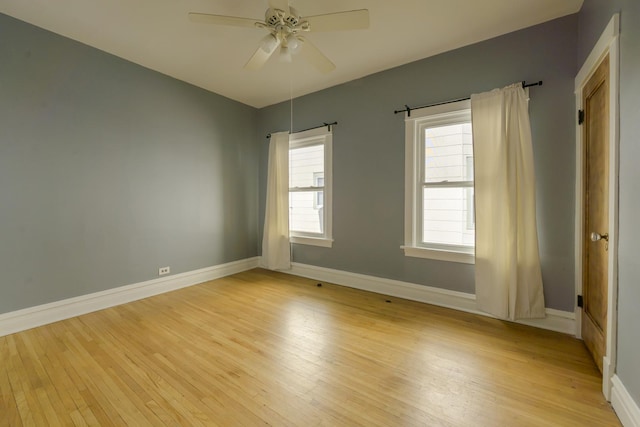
[401,246,475,264]
[291,236,333,248]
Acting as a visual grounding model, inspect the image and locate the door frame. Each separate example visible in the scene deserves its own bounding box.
[574,13,620,400]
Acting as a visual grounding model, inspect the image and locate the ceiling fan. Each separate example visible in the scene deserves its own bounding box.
[188,0,369,73]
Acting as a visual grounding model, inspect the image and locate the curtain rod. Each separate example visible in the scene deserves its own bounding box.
[394,80,543,116]
[266,121,337,139]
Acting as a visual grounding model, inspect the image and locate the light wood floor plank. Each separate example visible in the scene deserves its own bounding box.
[0,268,620,426]
[0,348,23,427]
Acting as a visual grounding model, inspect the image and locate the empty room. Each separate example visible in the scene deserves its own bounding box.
[1,0,639,425]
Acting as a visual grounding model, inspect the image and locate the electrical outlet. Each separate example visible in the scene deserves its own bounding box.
[159,266,170,276]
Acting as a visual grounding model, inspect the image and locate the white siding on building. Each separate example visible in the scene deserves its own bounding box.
[422,123,474,246]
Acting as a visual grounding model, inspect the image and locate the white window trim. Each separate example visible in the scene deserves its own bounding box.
[403,99,475,264]
[290,236,334,247]
[289,126,333,248]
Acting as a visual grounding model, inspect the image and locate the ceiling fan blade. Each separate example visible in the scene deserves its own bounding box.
[269,0,290,14]
[244,36,281,71]
[304,9,369,32]
[188,12,260,29]
[298,37,335,74]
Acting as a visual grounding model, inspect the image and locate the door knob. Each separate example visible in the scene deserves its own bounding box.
[590,232,609,242]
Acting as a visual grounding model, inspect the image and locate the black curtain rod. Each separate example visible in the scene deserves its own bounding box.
[266,121,337,139]
[394,80,543,116]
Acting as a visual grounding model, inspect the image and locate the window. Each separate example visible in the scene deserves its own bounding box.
[403,99,475,264]
[289,127,333,247]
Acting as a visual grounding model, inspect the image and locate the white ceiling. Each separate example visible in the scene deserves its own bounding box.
[1,0,583,108]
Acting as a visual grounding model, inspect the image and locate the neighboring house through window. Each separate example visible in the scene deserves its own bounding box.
[403,99,475,264]
[289,127,333,247]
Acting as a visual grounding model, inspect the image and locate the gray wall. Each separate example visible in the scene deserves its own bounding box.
[258,16,579,312]
[578,0,640,409]
[0,14,259,314]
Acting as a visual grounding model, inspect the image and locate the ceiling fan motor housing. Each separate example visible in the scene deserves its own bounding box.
[265,7,300,28]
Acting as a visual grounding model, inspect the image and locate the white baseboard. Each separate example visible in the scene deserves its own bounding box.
[0,257,260,337]
[516,308,576,335]
[288,262,575,335]
[603,356,614,400]
[612,375,640,427]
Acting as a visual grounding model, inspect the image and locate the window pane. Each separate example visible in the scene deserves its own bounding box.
[290,191,324,234]
[424,123,473,183]
[290,144,324,188]
[422,187,474,246]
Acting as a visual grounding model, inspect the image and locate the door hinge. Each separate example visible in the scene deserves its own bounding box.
[578,109,585,125]
[577,295,584,308]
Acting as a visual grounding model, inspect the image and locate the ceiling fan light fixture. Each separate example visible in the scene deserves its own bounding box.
[279,46,293,62]
[260,34,278,53]
[286,35,301,53]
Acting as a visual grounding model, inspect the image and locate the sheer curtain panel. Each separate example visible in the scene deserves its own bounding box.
[261,131,291,270]
[471,84,545,320]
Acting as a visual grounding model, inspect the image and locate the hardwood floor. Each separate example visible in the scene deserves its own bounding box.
[0,268,620,426]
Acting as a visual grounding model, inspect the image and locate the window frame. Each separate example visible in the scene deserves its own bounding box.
[403,99,475,264]
[288,127,333,248]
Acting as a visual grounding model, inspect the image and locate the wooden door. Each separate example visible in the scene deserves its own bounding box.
[582,54,610,373]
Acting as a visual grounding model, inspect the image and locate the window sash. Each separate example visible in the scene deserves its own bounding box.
[289,186,324,192]
[289,189,325,236]
[418,183,475,251]
[419,186,474,247]
[421,181,473,189]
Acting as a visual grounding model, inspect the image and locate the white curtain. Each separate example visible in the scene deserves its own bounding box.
[471,83,545,320]
[261,131,291,270]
